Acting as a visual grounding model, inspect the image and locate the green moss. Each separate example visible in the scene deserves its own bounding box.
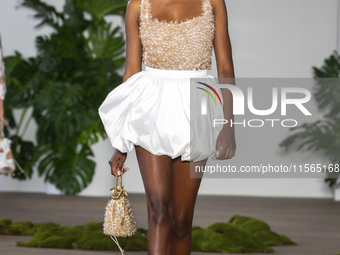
[191,226,205,250]
[0,219,12,234]
[0,218,12,226]
[192,222,273,253]
[16,221,147,251]
[0,219,60,237]
[19,224,73,248]
[33,222,61,231]
[3,215,295,253]
[228,214,296,246]
[5,221,35,236]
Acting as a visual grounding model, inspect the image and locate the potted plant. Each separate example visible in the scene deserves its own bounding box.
[4,0,127,195]
[279,50,340,201]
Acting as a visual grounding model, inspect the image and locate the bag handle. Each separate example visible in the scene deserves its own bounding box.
[115,174,123,187]
[110,174,128,199]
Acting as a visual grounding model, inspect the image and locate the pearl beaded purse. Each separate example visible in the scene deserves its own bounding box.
[103,174,137,254]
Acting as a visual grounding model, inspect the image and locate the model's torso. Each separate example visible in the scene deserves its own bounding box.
[139,0,215,70]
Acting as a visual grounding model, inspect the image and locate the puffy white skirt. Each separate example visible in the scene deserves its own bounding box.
[98,66,224,162]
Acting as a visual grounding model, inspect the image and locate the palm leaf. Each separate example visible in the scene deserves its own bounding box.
[312,50,340,78]
[281,51,340,188]
[312,51,340,117]
[280,119,340,160]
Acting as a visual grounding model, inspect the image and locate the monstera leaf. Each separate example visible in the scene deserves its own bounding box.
[85,21,125,60]
[3,0,126,193]
[76,0,127,20]
[38,143,95,195]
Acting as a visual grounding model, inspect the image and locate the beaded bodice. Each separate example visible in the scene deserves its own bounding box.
[139,0,215,70]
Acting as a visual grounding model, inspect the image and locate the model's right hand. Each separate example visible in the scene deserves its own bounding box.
[109,149,129,176]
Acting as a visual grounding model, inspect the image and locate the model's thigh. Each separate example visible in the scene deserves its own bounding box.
[171,157,207,223]
[134,145,173,215]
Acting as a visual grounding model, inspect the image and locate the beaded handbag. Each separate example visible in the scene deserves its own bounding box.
[103,174,137,254]
[0,122,24,175]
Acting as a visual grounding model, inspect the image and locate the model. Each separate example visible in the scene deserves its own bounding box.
[98,0,236,254]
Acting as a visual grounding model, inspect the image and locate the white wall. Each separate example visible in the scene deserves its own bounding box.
[0,0,338,198]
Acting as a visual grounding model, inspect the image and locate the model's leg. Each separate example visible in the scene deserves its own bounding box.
[169,157,207,254]
[134,145,173,255]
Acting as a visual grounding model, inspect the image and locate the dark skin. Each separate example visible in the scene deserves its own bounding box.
[108,0,236,253]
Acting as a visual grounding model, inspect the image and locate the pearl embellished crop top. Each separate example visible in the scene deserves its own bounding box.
[139,0,215,70]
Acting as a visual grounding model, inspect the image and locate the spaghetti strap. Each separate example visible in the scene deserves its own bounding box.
[139,0,150,22]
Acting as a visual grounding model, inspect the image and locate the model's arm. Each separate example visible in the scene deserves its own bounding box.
[211,0,236,160]
[122,0,142,83]
[108,0,142,176]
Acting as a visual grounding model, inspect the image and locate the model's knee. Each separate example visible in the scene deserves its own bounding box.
[171,217,192,239]
[150,203,172,225]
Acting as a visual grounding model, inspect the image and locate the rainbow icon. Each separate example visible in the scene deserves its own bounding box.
[196,81,222,106]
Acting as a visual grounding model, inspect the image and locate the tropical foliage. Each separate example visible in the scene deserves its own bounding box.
[280,50,340,188]
[4,0,127,194]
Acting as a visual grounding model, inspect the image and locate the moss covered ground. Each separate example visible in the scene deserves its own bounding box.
[0,214,296,253]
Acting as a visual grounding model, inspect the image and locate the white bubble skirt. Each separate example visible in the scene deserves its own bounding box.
[98,66,224,162]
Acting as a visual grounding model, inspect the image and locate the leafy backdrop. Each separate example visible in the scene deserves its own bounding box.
[280,50,340,188]
[4,0,127,195]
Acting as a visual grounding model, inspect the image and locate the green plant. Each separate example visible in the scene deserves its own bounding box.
[4,0,127,194]
[279,50,340,188]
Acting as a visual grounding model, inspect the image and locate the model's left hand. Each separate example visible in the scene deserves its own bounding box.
[214,127,236,160]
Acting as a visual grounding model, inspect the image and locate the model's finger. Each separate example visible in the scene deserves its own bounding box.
[226,146,233,159]
[112,169,117,176]
[219,144,229,160]
[222,147,231,160]
[223,144,234,160]
[113,168,118,176]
